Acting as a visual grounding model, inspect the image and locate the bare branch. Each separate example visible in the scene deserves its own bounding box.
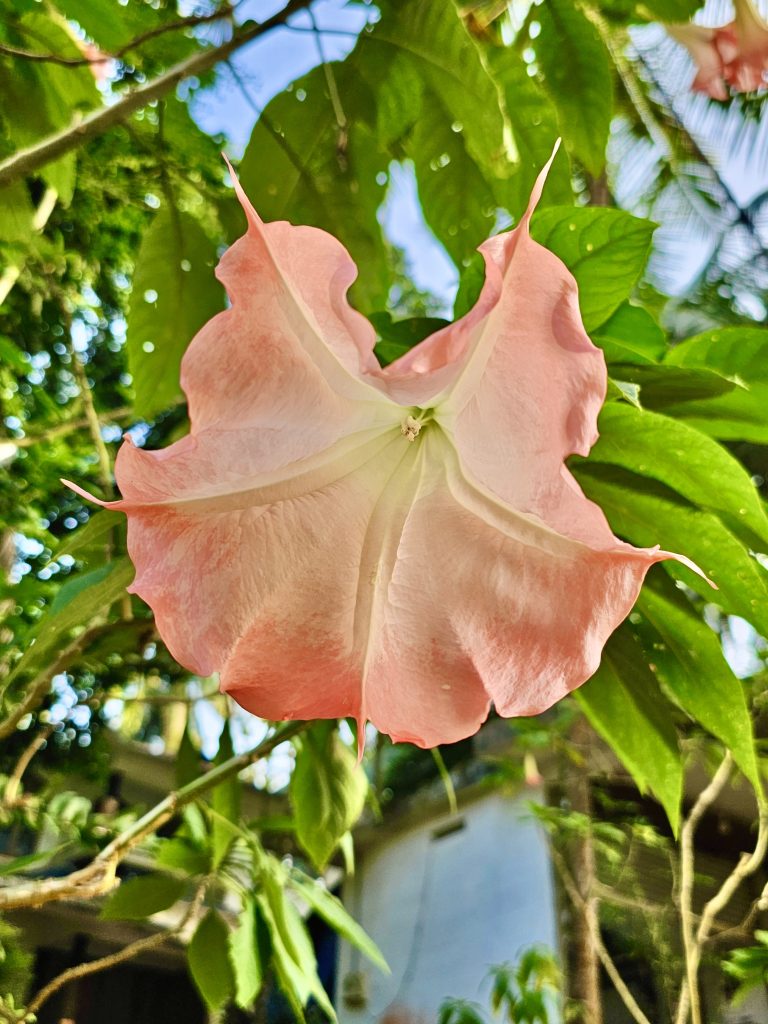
[0,720,305,912]
[27,878,209,1014]
[3,723,54,806]
[675,753,733,1024]
[0,0,313,189]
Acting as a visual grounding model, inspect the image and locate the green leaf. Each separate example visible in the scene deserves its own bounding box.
[259,859,336,1022]
[289,723,368,870]
[407,89,498,267]
[369,0,516,177]
[288,870,389,974]
[637,579,759,790]
[188,910,236,1012]
[663,327,768,443]
[126,206,223,419]
[4,558,133,687]
[610,363,746,409]
[239,64,390,312]
[229,897,263,1010]
[485,49,573,219]
[588,404,768,550]
[535,0,613,176]
[101,873,186,921]
[574,463,768,638]
[0,183,34,242]
[453,251,485,320]
[175,720,201,789]
[370,312,449,366]
[211,722,241,869]
[592,302,666,364]
[530,207,655,331]
[155,837,209,877]
[376,50,424,147]
[574,627,682,832]
[53,509,122,563]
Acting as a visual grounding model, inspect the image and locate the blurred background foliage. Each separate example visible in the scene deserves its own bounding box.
[0,0,768,1021]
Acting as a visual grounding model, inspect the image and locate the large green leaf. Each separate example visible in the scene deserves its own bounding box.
[663,327,768,443]
[4,558,133,689]
[126,206,223,419]
[53,509,122,562]
[259,857,336,1021]
[0,183,33,242]
[101,873,186,921]
[535,0,613,176]
[592,302,666,364]
[370,313,449,366]
[289,723,368,870]
[375,50,424,147]
[239,64,389,312]
[229,897,263,1010]
[588,404,768,550]
[575,464,768,638]
[485,50,573,219]
[407,90,498,267]
[610,363,747,409]
[188,911,236,1012]
[0,12,97,194]
[288,869,389,974]
[637,580,759,790]
[369,0,516,177]
[530,207,655,331]
[574,627,682,832]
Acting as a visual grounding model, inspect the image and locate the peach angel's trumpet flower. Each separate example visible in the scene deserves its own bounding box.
[64,142,708,751]
[668,0,768,99]
[667,23,729,99]
[718,0,768,92]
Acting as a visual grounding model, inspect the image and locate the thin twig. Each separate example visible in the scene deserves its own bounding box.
[0,720,305,911]
[68,347,113,498]
[3,724,55,806]
[551,847,653,1024]
[0,623,110,742]
[0,0,313,189]
[308,8,347,132]
[27,877,209,1014]
[675,753,733,1024]
[14,405,135,447]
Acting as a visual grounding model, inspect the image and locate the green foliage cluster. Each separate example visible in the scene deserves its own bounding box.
[0,0,767,1020]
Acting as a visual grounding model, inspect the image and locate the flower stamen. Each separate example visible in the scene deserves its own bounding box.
[400,415,422,443]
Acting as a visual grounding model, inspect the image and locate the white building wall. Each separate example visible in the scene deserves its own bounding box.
[337,788,558,1024]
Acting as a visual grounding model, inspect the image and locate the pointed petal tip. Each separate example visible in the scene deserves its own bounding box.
[221,152,261,228]
[356,717,366,765]
[61,477,105,506]
[658,548,717,590]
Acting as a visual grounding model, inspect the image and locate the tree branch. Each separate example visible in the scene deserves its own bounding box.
[26,877,209,1014]
[0,0,313,189]
[0,720,305,911]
